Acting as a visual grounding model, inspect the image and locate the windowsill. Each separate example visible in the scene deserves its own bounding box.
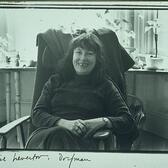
[128,68,168,73]
[0,66,168,73]
[0,66,36,71]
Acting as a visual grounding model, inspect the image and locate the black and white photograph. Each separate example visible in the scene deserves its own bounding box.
[0,1,168,167]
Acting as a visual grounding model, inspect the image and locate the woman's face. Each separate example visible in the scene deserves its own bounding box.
[73,47,96,75]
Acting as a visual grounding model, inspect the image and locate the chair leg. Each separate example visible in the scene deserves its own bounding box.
[98,140,105,150]
[16,125,25,148]
[104,134,117,151]
[0,136,7,149]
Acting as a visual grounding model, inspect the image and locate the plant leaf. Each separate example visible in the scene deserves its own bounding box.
[145,26,153,32]
[147,20,155,26]
[122,19,129,24]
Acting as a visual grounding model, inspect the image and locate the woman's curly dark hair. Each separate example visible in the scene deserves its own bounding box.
[60,31,106,86]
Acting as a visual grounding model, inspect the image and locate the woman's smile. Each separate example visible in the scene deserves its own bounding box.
[76,62,89,68]
[73,47,96,75]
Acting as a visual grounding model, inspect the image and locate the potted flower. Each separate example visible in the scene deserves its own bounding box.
[145,11,163,69]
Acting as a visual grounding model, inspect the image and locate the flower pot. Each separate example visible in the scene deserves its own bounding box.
[146,57,164,70]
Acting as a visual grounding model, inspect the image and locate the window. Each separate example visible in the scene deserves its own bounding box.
[0,8,167,68]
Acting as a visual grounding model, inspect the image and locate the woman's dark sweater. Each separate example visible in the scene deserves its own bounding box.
[32,73,137,135]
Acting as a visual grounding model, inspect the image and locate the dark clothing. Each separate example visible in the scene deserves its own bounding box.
[32,30,72,109]
[30,73,138,150]
[93,28,135,100]
[32,73,135,135]
[33,29,134,110]
[26,127,97,150]
[31,28,136,150]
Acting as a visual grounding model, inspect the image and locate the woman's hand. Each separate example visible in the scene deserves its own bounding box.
[57,119,88,137]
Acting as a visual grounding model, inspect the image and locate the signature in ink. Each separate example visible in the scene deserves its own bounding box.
[12,153,50,162]
[59,152,91,168]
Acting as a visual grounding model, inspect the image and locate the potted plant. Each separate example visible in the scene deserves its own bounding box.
[145,10,163,69]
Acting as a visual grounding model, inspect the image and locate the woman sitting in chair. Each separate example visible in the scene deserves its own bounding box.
[29,32,138,150]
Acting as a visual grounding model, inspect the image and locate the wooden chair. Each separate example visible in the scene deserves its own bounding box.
[0,94,145,150]
[0,28,145,150]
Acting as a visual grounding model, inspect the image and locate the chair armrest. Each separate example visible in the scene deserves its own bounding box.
[93,130,117,150]
[0,116,30,135]
[93,130,111,140]
[127,94,146,128]
[127,94,144,111]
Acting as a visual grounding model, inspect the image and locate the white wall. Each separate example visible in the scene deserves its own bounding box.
[126,71,168,139]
